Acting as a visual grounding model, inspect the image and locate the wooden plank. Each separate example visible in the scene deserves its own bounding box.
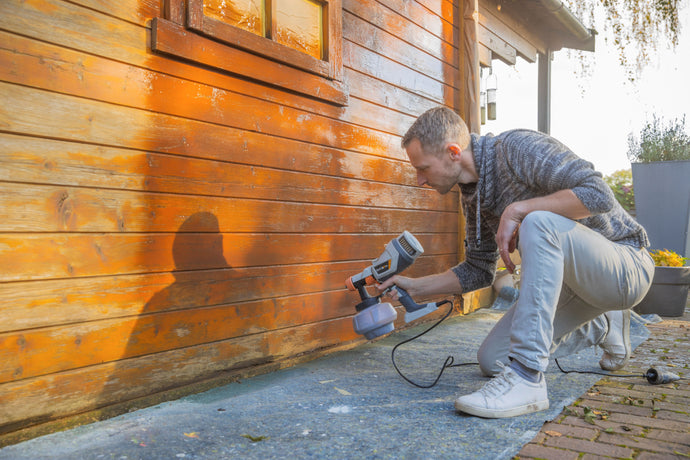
[70,0,160,27]
[478,4,538,62]
[0,289,360,383]
[0,30,422,147]
[0,183,458,233]
[0,232,457,282]
[0,81,403,166]
[343,11,459,89]
[343,41,451,104]
[360,0,455,47]
[0,318,360,433]
[415,0,457,25]
[478,23,517,65]
[0,135,456,212]
[151,18,347,106]
[346,68,456,114]
[344,0,458,67]
[0,256,457,333]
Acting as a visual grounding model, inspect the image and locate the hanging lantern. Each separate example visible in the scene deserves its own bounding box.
[487,67,498,121]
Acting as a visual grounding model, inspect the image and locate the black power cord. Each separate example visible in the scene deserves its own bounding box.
[390,300,687,388]
[554,358,687,385]
[391,300,478,388]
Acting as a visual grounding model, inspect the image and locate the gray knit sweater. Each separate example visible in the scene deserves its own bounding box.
[451,129,650,293]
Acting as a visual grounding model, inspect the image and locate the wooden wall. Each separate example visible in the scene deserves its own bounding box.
[0,0,461,437]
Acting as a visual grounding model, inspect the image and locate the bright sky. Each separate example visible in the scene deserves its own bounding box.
[480,3,690,177]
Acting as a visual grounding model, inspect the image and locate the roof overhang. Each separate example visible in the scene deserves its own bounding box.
[477,0,596,67]
[500,0,596,53]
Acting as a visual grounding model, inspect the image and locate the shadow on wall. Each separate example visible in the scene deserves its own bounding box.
[98,212,239,411]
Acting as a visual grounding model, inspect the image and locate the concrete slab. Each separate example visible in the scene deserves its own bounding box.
[0,308,650,460]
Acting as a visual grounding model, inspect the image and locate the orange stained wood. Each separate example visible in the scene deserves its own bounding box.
[0,289,359,383]
[0,254,456,333]
[0,0,464,438]
[0,317,359,432]
[0,135,456,212]
[0,232,457,282]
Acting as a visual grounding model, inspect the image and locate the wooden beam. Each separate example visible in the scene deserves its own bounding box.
[477,24,516,65]
[478,4,538,62]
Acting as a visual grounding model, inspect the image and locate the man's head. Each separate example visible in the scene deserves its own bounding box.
[401,107,475,193]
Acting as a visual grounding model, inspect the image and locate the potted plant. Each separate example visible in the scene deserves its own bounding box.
[628,115,690,259]
[633,249,690,317]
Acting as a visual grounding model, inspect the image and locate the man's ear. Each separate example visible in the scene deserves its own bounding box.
[447,143,462,159]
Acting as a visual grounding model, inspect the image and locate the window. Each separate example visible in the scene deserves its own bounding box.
[153,0,346,105]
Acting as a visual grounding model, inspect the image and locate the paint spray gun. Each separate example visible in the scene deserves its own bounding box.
[345,231,442,339]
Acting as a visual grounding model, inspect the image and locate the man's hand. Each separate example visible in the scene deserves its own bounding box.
[496,202,524,273]
[496,190,591,273]
[376,275,418,301]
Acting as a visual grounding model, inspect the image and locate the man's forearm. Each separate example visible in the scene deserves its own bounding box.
[510,189,591,221]
[414,269,464,298]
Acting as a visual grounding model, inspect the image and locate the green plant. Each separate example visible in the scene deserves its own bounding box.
[649,248,688,267]
[627,115,690,163]
[603,169,635,214]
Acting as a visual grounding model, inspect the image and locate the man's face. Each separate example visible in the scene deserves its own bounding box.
[405,138,460,195]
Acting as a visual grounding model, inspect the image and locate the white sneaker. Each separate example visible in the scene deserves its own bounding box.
[454,363,549,418]
[599,309,631,371]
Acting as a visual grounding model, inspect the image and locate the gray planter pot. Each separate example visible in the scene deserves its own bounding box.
[633,266,690,317]
[632,160,690,259]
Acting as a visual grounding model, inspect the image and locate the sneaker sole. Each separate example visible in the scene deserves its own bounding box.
[599,309,631,371]
[454,399,549,419]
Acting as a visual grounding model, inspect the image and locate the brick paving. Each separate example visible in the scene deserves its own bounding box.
[517,298,690,459]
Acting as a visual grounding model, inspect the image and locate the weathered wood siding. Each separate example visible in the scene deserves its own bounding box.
[0,0,460,435]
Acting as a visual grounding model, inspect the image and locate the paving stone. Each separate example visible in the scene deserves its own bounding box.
[517,443,579,460]
[543,435,634,458]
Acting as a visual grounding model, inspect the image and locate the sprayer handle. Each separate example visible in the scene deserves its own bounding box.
[394,287,427,313]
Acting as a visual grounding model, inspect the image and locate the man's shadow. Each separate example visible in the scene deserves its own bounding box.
[146,211,228,311]
[101,212,232,412]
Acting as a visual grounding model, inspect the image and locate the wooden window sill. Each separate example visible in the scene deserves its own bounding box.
[151,17,348,106]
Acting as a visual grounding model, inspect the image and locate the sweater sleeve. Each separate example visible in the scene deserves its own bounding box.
[451,190,500,293]
[500,131,616,215]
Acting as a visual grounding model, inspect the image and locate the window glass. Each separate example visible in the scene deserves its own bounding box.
[274,0,323,59]
[203,0,263,36]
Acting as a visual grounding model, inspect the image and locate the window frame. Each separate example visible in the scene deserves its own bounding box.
[188,0,338,80]
[154,0,346,105]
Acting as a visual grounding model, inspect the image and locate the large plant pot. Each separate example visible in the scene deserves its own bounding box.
[632,160,690,259]
[633,266,690,317]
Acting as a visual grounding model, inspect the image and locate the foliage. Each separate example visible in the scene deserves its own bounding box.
[649,248,688,267]
[563,0,683,81]
[627,115,690,163]
[603,169,635,214]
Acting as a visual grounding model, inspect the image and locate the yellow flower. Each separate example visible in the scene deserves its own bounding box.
[650,249,688,267]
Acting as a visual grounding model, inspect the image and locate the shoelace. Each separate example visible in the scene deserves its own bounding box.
[477,364,518,398]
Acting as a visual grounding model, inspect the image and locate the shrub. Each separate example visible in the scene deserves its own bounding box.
[603,169,635,214]
[627,115,690,163]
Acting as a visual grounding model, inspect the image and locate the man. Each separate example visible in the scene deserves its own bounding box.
[378,106,654,418]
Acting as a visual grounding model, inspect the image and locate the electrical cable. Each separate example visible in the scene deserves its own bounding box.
[390,300,687,388]
[391,300,478,388]
[554,358,688,384]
